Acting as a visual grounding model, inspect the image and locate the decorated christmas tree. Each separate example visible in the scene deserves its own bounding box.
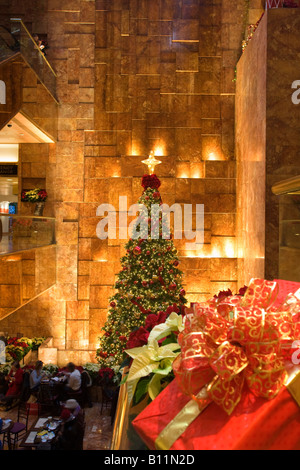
[96,155,187,368]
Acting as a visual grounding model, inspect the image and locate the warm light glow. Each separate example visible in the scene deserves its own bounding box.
[184,238,237,259]
[131,145,140,156]
[211,247,222,258]
[178,172,190,178]
[154,145,165,157]
[142,150,162,174]
[191,170,201,178]
[224,239,236,258]
[2,254,21,262]
[0,144,19,163]
[202,146,225,161]
[208,152,218,161]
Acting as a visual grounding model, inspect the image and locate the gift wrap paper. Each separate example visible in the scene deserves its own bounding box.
[133,279,300,450]
[132,378,300,450]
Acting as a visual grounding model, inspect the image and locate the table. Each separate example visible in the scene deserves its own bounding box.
[0,419,14,450]
[19,416,62,450]
[38,377,66,414]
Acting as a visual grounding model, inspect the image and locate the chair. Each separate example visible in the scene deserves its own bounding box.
[37,382,60,416]
[67,388,84,407]
[81,370,93,408]
[100,386,114,415]
[19,371,31,403]
[2,402,30,449]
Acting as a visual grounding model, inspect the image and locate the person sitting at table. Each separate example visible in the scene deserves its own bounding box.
[0,361,23,411]
[53,407,84,450]
[30,360,46,395]
[64,399,85,430]
[62,362,81,396]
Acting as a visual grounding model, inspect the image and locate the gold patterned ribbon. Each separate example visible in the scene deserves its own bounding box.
[155,387,211,450]
[154,370,300,450]
[154,279,300,450]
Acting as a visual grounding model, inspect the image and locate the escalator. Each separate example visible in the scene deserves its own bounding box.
[0,19,58,105]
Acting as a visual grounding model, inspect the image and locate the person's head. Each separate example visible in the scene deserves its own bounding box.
[35,360,43,372]
[11,361,20,371]
[64,399,79,411]
[33,34,39,42]
[60,408,72,422]
[66,362,75,372]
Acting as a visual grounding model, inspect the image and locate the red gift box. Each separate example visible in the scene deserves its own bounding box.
[132,377,300,450]
[132,278,300,450]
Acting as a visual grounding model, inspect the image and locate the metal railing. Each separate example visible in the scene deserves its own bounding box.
[0,19,58,103]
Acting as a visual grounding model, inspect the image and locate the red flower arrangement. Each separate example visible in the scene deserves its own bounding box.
[213,288,233,300]
[237,285,248,296]
[98,367,115,381]
[5,337,31,362]
[7,337,28,347]
[126,304,182,350]
[213,286,248,301]
[21,188,48,203]
[141,174,161,190]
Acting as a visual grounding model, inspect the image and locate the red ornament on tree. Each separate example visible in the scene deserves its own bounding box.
[134,246,142,256]
[169,283,177,290]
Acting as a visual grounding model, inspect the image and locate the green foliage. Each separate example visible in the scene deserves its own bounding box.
[97,183,187,368]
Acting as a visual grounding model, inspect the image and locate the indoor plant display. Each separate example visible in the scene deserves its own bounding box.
[21,188,48,216]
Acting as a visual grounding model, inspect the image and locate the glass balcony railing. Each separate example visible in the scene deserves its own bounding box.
[272,175,300,282]
[0,24,20,62]
[0,214,55,256]
[0,19,58,103]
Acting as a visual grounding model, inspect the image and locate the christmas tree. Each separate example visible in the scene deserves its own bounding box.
[96,166,187,368]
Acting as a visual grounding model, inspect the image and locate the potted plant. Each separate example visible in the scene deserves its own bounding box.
[21,188,48,216]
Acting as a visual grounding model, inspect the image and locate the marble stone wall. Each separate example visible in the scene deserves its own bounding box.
[235,10,267,286]
[0,245,56,322]
[0,0,254,365]
[265,9,300,280]
[236,8,300,286]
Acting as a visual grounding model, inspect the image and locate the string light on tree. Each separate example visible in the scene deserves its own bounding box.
[96,169,187,368]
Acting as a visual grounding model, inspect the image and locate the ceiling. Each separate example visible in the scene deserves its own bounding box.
[0,112,55,144]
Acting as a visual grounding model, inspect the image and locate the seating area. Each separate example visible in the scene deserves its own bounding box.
[0,400,113,450]
[0,362,117,450]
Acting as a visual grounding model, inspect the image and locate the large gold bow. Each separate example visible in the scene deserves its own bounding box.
[173,279,300,415]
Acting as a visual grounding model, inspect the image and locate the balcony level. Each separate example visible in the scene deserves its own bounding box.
[0,19,58,105]
[0,214,56,322]
[0,19,58,141]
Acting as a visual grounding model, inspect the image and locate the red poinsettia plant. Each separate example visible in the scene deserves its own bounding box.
[125,304,182,350]
[98,367,115,381]
[213,285,248,301]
